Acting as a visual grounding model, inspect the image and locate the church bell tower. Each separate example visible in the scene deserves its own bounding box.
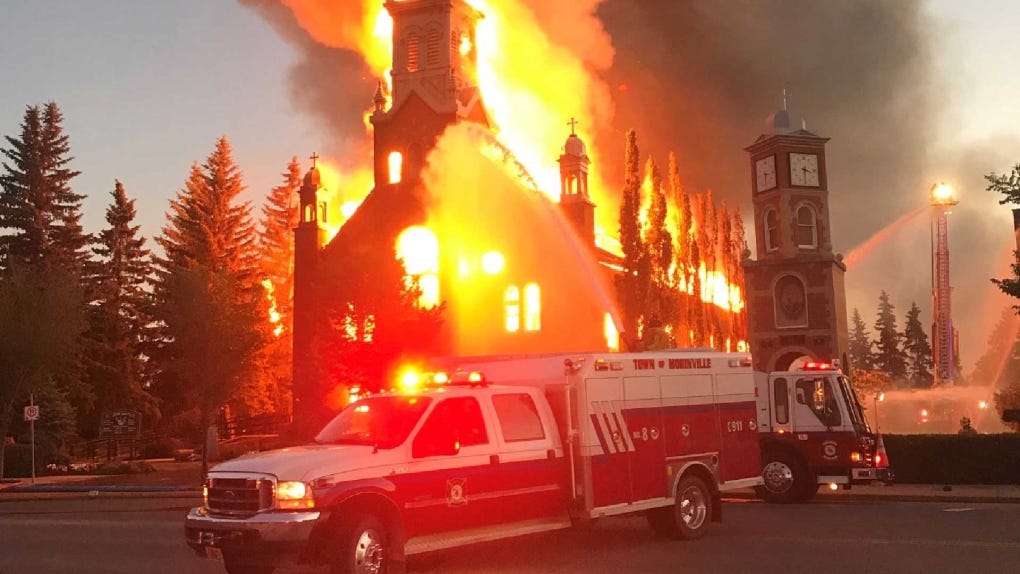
[371,0,488,189]
[558,119,595,244]
[742,105,850,372]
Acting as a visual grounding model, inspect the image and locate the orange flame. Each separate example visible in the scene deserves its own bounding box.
[261,279,284,337]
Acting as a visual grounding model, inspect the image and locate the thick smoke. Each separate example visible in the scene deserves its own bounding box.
[239,0,375,162]
[242,0,1015,371]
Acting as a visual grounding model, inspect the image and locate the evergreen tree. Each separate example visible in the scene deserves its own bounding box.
[717,202,734,348]
[0,103,88,273]
[81,181,158,436]
[986,164,1020,307]
[644,155,676,336]
[257,158,301,414]
[902,301,934,388]
[152,137,268,428]
[0,264,85,476]
[873,291,907,383]
[973,307,1020,386]
[616,130,644,346]
[848,308,874,370]
[689,193,706,346]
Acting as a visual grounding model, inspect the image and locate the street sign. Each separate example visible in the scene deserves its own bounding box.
[24,405,40,422]
[99,410,141,439]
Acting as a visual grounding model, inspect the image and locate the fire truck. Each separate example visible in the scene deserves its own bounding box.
[752,361,892,503]
[185,350,763,574]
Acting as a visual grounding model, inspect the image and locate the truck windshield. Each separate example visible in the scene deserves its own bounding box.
[315,396,432,449]
[836,375,870,433]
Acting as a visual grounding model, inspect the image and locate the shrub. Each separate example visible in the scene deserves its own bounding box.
[138,437,186,460]
[884,434,1020,484]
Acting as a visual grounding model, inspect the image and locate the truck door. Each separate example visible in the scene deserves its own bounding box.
[623,376,665,502]
[768,375,792,431]
[490,391,567,524]
[788,375,853,468]
[714,374,760,482]
[404,397,503,536]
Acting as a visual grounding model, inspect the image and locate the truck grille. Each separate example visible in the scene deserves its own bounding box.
[207,476,274,515]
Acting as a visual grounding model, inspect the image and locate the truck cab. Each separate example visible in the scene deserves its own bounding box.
[754,362,892,503]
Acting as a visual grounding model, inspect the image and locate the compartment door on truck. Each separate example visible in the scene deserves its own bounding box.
[623,375,665,502]
[585,377,631,507]
[404,397,503,536]
[714,374,760,482]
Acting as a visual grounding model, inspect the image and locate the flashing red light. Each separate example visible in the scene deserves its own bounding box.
[803,362,834,370]
[874,434,890,468]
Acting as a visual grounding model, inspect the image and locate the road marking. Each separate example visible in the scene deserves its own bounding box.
[943,507,975,512]
[756,535,1020,550]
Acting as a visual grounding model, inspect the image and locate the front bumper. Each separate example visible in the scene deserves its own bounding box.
[851,466,894,483]
[185,507,328,566]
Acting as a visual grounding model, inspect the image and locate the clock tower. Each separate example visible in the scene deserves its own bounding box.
[742,106,850,372]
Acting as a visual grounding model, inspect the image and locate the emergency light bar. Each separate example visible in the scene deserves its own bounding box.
[802,362,835,371]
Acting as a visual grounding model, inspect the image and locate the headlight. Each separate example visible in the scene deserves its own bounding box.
[276,481,315,510]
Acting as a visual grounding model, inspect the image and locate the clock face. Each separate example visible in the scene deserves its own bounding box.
[790,153,820,187]
[774,275,807,325]
[755,155,777,192]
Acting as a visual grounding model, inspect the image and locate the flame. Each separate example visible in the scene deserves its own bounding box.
[314,159,374,241]
[261,279,284,337]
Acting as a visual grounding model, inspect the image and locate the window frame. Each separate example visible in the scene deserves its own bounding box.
[492,393,547,443]
[795,203,818,249]
[764,208,779,252]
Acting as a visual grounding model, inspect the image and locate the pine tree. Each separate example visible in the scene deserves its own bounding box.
[901,301,934,388]
[152,136,269,430]
[257,158,301,414]
[873,291,907,383]
[81,181,158,436]
[848,308,874,370]
[0,102,88,273]
[973,307,1020,386]
[616,130,644,346]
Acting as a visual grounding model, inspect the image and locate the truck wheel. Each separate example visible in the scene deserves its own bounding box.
[757,451,810,504]
[647,475,713,540]
[331,514,389,574]
[222,552,274,574]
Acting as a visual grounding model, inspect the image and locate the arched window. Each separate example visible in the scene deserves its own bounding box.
[764,208,779,252]
[505,286,521,333]
[796,204,818,248]
[427,28,441,67]
[407,33,421,73]
[524,283,541,332]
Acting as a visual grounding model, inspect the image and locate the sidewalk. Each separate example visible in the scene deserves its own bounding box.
[3,458,1019,503]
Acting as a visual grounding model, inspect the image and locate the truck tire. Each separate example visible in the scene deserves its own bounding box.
[331,514,389,574]
[757,451,811,504]
[222,551,275,574]
[646,475,713,540]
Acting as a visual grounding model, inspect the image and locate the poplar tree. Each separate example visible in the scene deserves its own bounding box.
[82,181,158,436]
[717,202,734,348]
[873,291,907,383]
[901,302,934,389]
[731,208,748,344]
[257,158,301,414]
[616,130,644,345]
[669,153,692,344]
[152,137,268,455]
[848,308,874,371]
[689,193,706,346]
[644,156,675,332]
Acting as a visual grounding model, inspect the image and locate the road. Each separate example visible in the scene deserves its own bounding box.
[1,496,1019,574]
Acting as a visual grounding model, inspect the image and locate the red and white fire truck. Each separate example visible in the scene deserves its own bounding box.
[185,350,763,574]
[752,361,892,503]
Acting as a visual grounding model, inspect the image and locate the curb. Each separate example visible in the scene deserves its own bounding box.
[0,488,202,502]
[723,490,1020,505]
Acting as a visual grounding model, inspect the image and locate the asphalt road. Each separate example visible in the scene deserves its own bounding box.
[1,496,1019,574]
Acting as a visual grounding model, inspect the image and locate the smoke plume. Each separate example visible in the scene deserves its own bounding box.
[242,0,1016,371]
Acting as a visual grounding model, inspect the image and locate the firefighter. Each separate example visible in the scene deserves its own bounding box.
[642,315,673,351]
[958,416,977,435]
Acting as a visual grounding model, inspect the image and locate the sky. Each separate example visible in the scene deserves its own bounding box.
[2,0,1019,369]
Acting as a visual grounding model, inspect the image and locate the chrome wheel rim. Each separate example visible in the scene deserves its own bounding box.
[763,461,794,494]
[354,527,385,574]
[678,485,708,530]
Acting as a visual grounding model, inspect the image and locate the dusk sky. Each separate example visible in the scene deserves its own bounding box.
[3,0,1019,367]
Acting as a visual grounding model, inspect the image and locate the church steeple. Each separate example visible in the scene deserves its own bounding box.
[558,118,595,244]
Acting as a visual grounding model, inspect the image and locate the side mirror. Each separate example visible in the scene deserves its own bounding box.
[1003,409,1020,423]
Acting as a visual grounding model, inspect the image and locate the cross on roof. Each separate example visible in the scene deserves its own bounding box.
[310,152,319,168]
[567,117,579,135]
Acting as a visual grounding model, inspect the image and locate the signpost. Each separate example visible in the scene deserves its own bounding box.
[24,396,39,484]
[99,410,142,460]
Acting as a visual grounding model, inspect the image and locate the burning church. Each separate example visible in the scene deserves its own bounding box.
[291,0,624,426]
